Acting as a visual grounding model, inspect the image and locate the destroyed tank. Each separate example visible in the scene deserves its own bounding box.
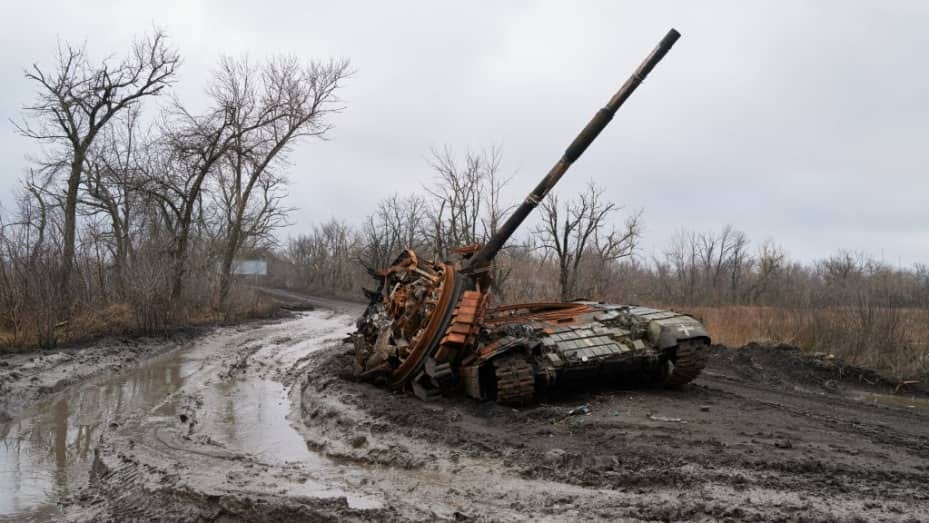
[352,28,711,405]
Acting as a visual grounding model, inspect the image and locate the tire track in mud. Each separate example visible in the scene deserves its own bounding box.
[698,373,929,459]
[681,375,929,510]
[64,310,393,522]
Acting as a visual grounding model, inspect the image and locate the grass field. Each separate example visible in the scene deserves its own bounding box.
[687,305,929,382]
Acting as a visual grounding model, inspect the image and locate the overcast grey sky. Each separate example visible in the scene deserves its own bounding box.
[1,1,927,265]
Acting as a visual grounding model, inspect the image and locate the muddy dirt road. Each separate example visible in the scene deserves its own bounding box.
[2,297,928,521]
[294,343,929,521]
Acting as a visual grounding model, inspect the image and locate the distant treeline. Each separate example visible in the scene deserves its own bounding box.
[278,152,929,381]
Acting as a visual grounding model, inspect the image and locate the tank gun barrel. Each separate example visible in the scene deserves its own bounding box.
[465,28,681,272]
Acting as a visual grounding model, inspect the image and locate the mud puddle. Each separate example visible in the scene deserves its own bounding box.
[1,309,377,521]
[0,346,195,521]
[193,378,321,463]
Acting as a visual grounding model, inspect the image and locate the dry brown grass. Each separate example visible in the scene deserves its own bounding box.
[687,306,794,347]
[0,287,281,353]
[687,305,929,381]
[1,303,140,350]
[67,303,136,338]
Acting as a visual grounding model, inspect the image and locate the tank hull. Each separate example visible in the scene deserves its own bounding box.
[457,302,709,404]
[352,271,711,405]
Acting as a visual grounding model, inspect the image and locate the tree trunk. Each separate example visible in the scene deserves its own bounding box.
[110,209,127,299]
[559,260,571,302]
[217,225,241,308]
[171,222,191,303]
[60,154,84,312]
[170,172,210,304]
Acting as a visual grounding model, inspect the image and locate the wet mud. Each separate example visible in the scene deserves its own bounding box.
[2,295,928,521]
[296,341,929,521]
[0,332,199,423]
[0,332,202,520]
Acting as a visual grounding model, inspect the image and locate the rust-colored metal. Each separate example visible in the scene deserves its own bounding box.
[452,244,481,256]
[434,291,488,364]
[484,302,595,327]
[390,262,456,386]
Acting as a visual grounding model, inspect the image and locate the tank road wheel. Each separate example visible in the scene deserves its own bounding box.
[494,356,536,406]
[666,339,708,387]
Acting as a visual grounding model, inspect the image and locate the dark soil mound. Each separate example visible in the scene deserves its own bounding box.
[708,343,928,396]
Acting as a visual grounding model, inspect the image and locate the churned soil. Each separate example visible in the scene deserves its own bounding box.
[296,341,929,521]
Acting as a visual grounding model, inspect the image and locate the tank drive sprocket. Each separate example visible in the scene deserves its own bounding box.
[666,339,708,386]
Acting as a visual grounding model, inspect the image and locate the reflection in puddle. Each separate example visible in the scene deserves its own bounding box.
[0,311,377,520]
[0,347,194,520]
[202,378,324,464]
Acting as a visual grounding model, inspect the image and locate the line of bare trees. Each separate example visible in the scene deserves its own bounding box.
[281,154,929,314]
[1,30,349,348]
[282,145,642,303]
[278,147,929,379]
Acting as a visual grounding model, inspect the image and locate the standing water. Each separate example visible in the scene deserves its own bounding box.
[0,309,372,521]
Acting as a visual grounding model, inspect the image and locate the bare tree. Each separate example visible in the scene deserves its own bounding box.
[15,30,179,309]
[421,145,519,298]
[360,194,428,269]
[287,219,361,295]
[214,56,350,307]
[0,182,63,346]
[23,170,54,264]
[425,147,487,258]
[150,92,239,302]
[534,182,640,301]
[79,108,148,296]
[727,231,752,303]
[664,229,700,305]
[748,240,786,302]
[696,225,749,303]
[476,146,515,298]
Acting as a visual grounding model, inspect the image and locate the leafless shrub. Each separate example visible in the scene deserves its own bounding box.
[534,181,641,301]
[15,30,180,310]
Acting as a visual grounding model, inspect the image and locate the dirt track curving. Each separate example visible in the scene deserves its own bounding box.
[2,295,928,522]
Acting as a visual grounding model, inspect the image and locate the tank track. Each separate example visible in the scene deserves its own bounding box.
[494,356,535,406]
[666,339,708,386]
